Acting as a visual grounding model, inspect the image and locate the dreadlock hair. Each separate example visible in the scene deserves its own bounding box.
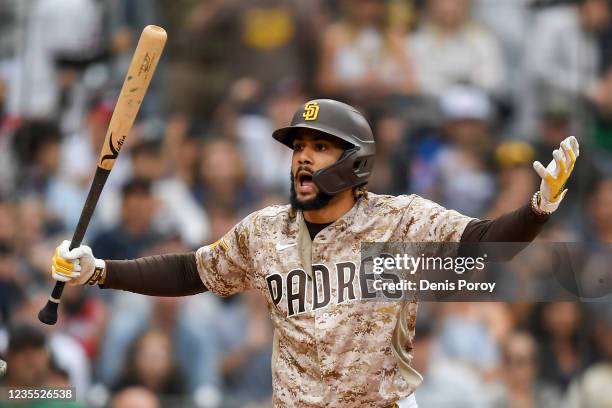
[353,184,369,200]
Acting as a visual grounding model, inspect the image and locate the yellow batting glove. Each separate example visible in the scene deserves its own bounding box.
[51,244,79,282]
[51,240,105,286]
[532,136,579,213]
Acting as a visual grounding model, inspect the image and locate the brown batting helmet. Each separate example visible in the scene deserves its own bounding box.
[272,99,376,195]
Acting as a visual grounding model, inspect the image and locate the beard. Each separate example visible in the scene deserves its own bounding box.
[289,172,333,211]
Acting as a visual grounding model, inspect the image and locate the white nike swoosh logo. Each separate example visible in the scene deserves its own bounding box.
[276,243,296,251]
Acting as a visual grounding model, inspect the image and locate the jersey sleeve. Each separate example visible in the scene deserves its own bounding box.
[195,213,256,296]
[405,195,477,242]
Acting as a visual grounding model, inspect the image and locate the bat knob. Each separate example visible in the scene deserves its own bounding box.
[38,300,59,325]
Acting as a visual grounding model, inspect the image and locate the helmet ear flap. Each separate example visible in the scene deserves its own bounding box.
[353,157,371,176]
[313,148,374,195]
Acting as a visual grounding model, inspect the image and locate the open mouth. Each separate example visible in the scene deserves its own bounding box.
[298,172,313,186]
[296,171,315,192]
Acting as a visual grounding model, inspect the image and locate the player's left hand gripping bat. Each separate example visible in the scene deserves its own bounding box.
[38,25,167,325]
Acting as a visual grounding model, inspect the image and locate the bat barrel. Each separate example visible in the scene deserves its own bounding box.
[144,25,166,37]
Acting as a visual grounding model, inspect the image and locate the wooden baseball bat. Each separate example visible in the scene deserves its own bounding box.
[38,25,167,325]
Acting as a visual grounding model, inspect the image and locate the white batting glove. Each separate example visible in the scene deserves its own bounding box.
[51,240,106,286]
[532,136,579,213]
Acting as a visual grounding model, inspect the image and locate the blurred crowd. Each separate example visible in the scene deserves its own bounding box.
[0,0,612,407]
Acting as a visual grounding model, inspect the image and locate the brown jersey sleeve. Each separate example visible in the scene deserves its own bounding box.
[460,202,549,243]
[102,252,207,296]
[458,201,550,260]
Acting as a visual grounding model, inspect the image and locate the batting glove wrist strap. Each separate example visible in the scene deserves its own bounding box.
[531,191,555,216]
[87,259,106,286]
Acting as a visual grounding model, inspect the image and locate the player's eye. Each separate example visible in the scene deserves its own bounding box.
[315,143,327,151]
[293,142,304,151]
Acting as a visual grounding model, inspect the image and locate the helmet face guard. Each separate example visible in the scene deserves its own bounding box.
[272,99,376,195]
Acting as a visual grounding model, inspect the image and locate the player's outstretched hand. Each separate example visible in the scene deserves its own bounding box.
[532,135,579,213]
[51,240,105,286]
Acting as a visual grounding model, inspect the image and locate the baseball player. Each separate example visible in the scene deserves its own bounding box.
[50,99,579,407]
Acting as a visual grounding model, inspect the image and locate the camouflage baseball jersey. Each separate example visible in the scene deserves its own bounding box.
[195,193,475,407]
